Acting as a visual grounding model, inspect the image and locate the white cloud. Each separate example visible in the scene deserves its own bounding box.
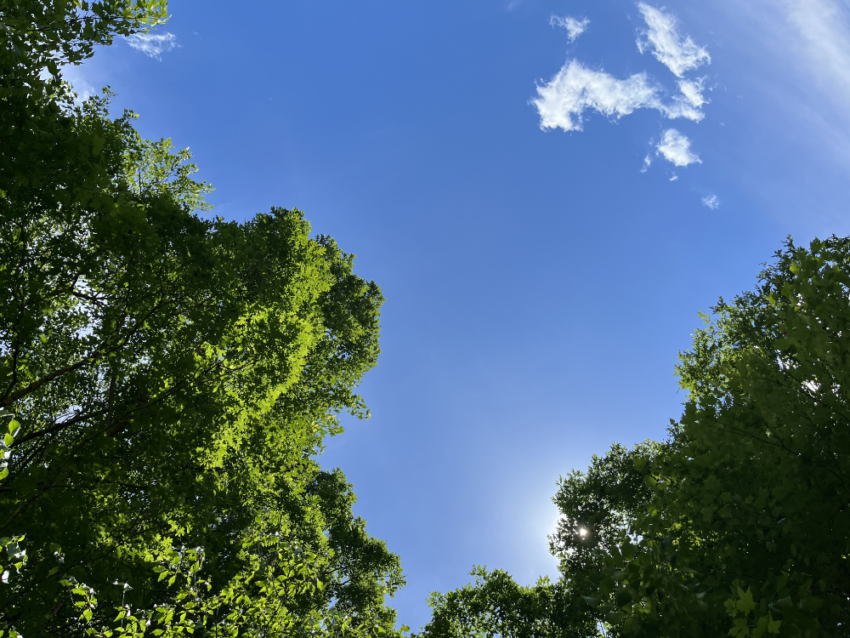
[664,78,708,121]
[641,154,652,172]
[669,173,679,181]
[665,97,705,121]
[702,194,720,209]
[532,60,704,132]
[125,32,178,60]
[550,16,590,43]
[637,3,710,77]
[656,129,701,166]
[677,78,707,107]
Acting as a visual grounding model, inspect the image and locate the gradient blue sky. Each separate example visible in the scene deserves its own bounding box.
[68,0,850,630]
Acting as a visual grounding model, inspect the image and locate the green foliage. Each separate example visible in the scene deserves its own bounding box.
[607,236,850,637]
[0,0,169,205]
[1,0,167,99]
[123,136,214,214]
[0,109,403,633]
[0,1,406,635]
[421,567,572,638]
[54,531,399,637]
[420,237,850,637]
[416,442,665,638]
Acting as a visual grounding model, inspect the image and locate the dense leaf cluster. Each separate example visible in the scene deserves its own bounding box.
[1,0,166,97]
[0,1,406,635]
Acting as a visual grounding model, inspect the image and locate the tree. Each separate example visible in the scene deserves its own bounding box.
[1,2,406,635]
[417,442,664,638]
[1,0,167,96]
[603,236,850,637]
[418,237,850,638]
[1,0,168,211]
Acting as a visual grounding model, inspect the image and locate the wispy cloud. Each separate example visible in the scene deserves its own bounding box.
[781,0,850,175]
[656,129,701,166]
[785,0,850,108]
[641,154,652,172]
[125,32,179,60]
[701,194,720,209]
[636,3,710,77]
[550,16,590,43]
[736,0,850,177]
[532,61,704,132]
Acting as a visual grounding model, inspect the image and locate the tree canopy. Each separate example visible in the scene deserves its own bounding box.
[418,237,850,638]
[0,1,406,635]
[4,1,849,637]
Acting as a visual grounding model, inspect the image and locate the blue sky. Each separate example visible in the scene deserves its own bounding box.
[68,0,850,630]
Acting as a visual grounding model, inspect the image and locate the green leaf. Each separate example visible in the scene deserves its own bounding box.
[735,586,756,615]
[615,589,632,608]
